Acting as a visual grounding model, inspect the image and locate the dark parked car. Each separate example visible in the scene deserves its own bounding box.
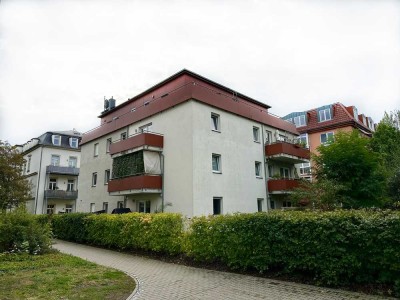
[111,208,132,214]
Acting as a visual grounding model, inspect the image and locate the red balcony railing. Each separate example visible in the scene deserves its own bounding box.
[265,142,310,161]
[268,179,300,192]
[108,175,162,193]
[110,132,163,155]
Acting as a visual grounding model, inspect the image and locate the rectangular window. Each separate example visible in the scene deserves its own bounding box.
[47,204,55,215]
[65,204,73,213]
[318,108,332,122]
[299,163,311,175]
[52,135,61,146]
[320,132,334,144]
[139,123,152,133]
[213,197,222,215]
[103,202,109,213]
[268,165,274,178]
[255,161,262,177]
[67,179,74,191]
[68,156,77,168]
[69,137,78,148]
[265,130,272,144]
[278,134,287,142]
[270,200,275,209]
[138,201,151,213]
[293,115,306,127]
[283,201,292,208]
[90,203,95,212]
[253,127,260,142]
[106,138,112,153]
[211,113,220,131]
[94,143,99,157]
[121,132,127,140]
[104,169,110,184]
[117,201,124,208]
[27,155,31,172]
[280,167,290,179]
[51,155,60,166]
[49,178,57,190]
[257,198,263,212]
[353,107,358,121]
[92,172,97,186]
[298,133,309,148]
[212,154,221,173]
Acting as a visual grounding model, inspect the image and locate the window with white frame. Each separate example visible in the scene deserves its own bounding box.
[52,135,61,146]
[69,137,78,148]
[92,172,97,186]
[103,202,109,213]
[253,127,260,142]
[49,178,57,190]
[353,107,358,121]
[212,154,221,173]
[94,143,99,156]
[47,204,55,214]
[270,200,275,209]
[278,134,287,142]
[51,155,60,166]
[320,132,334,144]
[65,204,73,213]
[67,179,74,191]
[68,156,77,168]
[213,197,222,215]
[318,108,332,122]
[117,201,124,208]
[293,115,306,127]
[257,198,263,212]
[138,201,151,213]
[139,123,152,133]
[121,132,127,140]
[265,130,272,144]
[280,167,290,179]
[104,169,110,184]
[255,161,262,177]
[299,163,311,175]
[106,138,112,153]
[90,203,95,212]
[298,133,309,148]
[211,113,220,131]
[268,165,274,178]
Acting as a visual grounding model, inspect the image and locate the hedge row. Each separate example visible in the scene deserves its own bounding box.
[48,210,400,291]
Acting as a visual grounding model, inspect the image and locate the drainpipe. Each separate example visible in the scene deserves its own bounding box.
[160,152,165,212]
[261,125,269,212]
[35,146,44,214]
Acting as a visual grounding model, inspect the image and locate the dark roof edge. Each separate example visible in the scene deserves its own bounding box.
[98,69,271,118]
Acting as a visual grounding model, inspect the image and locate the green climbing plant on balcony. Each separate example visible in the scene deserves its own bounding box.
[112,151,144,179]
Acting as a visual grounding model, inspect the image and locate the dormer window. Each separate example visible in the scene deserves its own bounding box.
[318,106,332,122]
[52,135,61,146]
[69,138,78,148]
[293,114,306,127]
[353,107,358,121]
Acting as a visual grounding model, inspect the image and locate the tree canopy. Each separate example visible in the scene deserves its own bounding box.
[0,140,31,210]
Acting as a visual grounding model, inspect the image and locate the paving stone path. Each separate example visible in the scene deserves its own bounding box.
[53,240,392,300]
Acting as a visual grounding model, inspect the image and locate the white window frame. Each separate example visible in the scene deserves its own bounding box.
[90,203,95,212]
[255,161,262,177]
[293,115,306,127]
[139,123,152,133]
[268,165,274,178]
[47,204,55,215]
[117,201,124,208]
[106,138,112,153]
[319,108,332,122]
[253,127,260,142]
[104,169,110,184]
[67,179,74,191]
[211,113,220,132]
[265,130,272,144]
[320,132,334,144]
[212,154,221,173]
[52,135,61,146]
[68,156,77,168]
[138,200,151,213]
[65,204,73,213]
[94,143,99,157]
[49,178,57,190]
[280,167,290,179]
[121,132,127,140]
[298,133,309,148]
[299,163,311,175]
[257,198,263,212]
[51,155,60,167]
[69,137,78,148]
[213,197,222,215]
[92,172,97,187]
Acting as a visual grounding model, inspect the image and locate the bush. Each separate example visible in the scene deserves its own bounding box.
[0,208,52,254]
[51,213,91,242]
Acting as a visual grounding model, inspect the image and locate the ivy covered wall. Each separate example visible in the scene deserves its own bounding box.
[112,151,144,179]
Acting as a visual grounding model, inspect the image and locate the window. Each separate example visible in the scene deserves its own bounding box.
[47,204,55,214]
[117,201,124,208]
[67,179,74,191]
[106,138,112,153]
[68,156,77,168]
[27,155,31,172]
[278,134,287,142]
[353,107,358,121]
[121,132,127,140]
[212,154,221,173]
[257,199,263,212]
[299,163,311,175]
[65,204,73,213]
[69,137,78,148]
[268,165,274,178]
[320,132,334,144]
[253,127,260,142]
[213,197,222,215]
[270,200,275,209]
[298,133,309,148]
[94,143,99,157]
[265,130,272,144]
[255,161,262,177]
[104,169,110,184]
[51,155,60,166]
[283,201,292,208]
[139,123,152,133]
[138,201,151,213]
[90,203,95,212]
[49,178,57,190]
[318,108,332,122]
[92,172,97,186]
[103,202,109,213]
[52,135,61,146]
[211,113,220,131]
[293,115,306,127]
[280,167,290,179]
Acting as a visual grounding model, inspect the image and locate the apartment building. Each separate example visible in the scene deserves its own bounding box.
[17,130,81,214]
[77,70,310,215]
[282,103,375,180]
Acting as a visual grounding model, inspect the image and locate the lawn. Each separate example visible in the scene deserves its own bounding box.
[0,251,136,300]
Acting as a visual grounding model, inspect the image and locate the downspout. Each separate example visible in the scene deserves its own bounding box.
[35,146,44,214]
[261,125,269,212]
[160,152,164,212]
[43,173,48,214]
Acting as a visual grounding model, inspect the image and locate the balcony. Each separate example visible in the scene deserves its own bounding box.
[268,179,300,194]
[108,174,162,196]
[110,132,163,156]
[44,190,78,200]
[265,141,310,163]
[46,165,79,176]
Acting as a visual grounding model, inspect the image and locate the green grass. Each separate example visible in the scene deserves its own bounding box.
[0,251,135,300]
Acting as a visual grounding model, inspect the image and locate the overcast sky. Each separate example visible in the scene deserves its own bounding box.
[1,0,399,145]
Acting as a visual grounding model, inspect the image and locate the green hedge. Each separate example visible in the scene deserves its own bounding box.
[52,213,91,242]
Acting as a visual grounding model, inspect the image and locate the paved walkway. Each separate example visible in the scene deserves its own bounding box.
[53,240,392,300]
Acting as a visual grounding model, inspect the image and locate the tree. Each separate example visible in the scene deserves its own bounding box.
[0,140,31,210]
[313,130,386,208]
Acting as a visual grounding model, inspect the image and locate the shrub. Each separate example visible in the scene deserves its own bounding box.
[51,213,91,242]
[0,208,51,254]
